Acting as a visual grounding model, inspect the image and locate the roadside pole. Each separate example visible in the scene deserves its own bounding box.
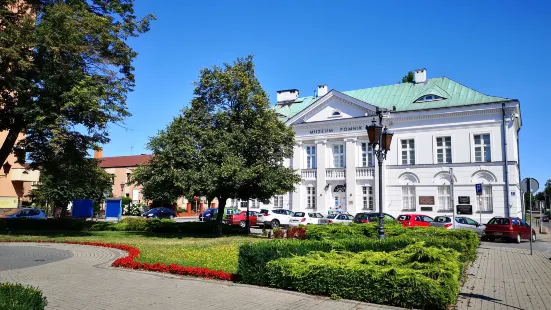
[476,183,483,225]
[529,181,533,255]
[521,178,539,256]
[450,168,455,228]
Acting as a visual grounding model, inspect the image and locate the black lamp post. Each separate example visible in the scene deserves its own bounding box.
[366,110,393,239]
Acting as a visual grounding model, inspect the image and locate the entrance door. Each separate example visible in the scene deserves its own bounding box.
[333,192,346,212]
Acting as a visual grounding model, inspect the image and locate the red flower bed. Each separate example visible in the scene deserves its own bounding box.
[0,239,237,281]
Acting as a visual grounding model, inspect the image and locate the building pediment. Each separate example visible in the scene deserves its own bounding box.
[285,90,377,126]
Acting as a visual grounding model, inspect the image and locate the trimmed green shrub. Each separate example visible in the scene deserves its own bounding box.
[265,243,461,309]
[0,282,47,310]
[113,217,151,231]
[305,223,407,240]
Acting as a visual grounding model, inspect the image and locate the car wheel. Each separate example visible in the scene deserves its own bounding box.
[271,219,280,229]
[488,237,495,242]
[516,234,522,244]
[481,235,488,241]
[239,221,246,228]
[532,233,537,242]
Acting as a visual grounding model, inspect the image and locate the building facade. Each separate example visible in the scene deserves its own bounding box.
[247,69,522,223]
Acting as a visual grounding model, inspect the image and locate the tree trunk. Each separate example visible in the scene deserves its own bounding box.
[60,201,68,219]
[0,124,23,168]
[215,197,227,236]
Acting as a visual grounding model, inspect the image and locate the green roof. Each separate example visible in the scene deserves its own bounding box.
[274,77,512,122]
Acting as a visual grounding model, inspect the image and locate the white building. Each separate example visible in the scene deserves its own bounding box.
[232,69,522,223]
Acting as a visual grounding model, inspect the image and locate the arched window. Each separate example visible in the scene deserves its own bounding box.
[398,172,419,211]
[414,94,445,103]
[330,110,342,117]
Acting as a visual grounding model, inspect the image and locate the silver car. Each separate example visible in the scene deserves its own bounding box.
[430,216,485,237]
[319,213,354,225]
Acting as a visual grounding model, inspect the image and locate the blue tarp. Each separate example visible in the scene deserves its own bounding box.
[105,199,122,219]
[72,199,94,218]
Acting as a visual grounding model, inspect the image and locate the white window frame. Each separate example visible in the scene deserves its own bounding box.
[305,145,317,169]
[401,186,416,210]
[435,136,452,164]
[360,142,375,167]
[332,143,345,168]
[273,195,284,208]
[400,139,416,165]
[437,185,452,211]
[471,133,492,163]
[306,186,316,209]
[362,186,374,210]
[479,185,493,212]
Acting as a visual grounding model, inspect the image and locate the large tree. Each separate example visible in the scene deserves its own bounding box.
[132,56,300,233]
[0,0,154,169]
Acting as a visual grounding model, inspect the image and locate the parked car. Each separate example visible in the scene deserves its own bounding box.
[429,216,486,237]
[542,215,549,223]
[256,209,292,228]
[289,212,325,226]
[225,211,258,227]
[319,213,354,225]
[212,207,241,221]
[353,212,395,224]
[397,214,433,227]
[0,208,47,220]
[142,207,176,219]
[199,208,217,221]
[484,217,536,243]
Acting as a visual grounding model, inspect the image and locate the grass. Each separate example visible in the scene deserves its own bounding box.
[0,231,263,273]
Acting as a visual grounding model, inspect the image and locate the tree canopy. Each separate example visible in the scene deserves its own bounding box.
[401,71,414,83]
[0,0,154,169]
[132,56,300,229]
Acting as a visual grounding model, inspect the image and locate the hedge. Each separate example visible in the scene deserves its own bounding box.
[305,223,407,240]
[237,234,475,286]
[0,218,242,235]
[265,243,461,309]
[0,282,47,310]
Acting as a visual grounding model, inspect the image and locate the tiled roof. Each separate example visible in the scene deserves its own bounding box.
[274,77,513,121]
[99,154,152,168]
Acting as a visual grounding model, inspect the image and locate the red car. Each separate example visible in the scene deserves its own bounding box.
[397,214,433,227]
[484,217,536,243]
[225,211,257,228]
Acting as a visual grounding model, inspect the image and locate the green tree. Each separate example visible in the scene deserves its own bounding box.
[401,71,414,83]
[31,148,112,218]
[132,56,300,234]
[0,0,154,169]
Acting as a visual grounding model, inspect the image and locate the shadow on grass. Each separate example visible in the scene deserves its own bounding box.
[0,230,266,240]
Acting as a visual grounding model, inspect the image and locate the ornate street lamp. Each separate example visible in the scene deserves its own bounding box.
[365,110,393,239]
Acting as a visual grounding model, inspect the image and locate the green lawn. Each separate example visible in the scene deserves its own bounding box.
[0,231,263,273]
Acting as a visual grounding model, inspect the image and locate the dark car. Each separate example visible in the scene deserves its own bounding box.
[484,217,536,243]
[142,207,176,220]
[199,208,217,221]
[353,212,395,224]
[0,208,47,220]
[542,215,550,223]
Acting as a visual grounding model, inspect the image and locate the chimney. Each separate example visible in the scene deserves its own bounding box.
[317,84,328,97]
[94,148,103,159]
[276,89,299,103]
[414,68,427,84]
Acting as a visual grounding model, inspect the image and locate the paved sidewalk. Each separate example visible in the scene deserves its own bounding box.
[0,243,400,310]
[457,245,551,310]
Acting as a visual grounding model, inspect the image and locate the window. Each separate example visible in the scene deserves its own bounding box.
[306,146,316,169]
[479,185,493,212]
[333,144,345,168]
[465,218,478,226]
[307,187,316,209]
[474,134,491,162]
[251,199,257,208]
[436,137,452,163]
[273,195,284,208]
[401,139,415,165]
[331,110,342,117]
[415,94,445,102]
[362,186,374,210]
[110,174,115,184]
[437,186,451,211]
[402,186,416,210]
[126,173,131,184]
[361,143,374,167]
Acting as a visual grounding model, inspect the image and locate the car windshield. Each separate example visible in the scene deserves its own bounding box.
[292,212,305,217]
[434,216,451,223]
[488,218,510,225]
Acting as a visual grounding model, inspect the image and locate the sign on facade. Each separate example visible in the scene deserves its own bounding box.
[458,196,470,204]
[457,205,473,215]
[419,196,435,205]
[0,197,18,209]
[420,207,433,211]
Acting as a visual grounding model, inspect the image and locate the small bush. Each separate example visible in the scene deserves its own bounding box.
[113,217,151,232]
[285,226,306,239]
[305,223,407,240]
[272,228,284,239]
[265,243,461,309]
[0,282,47,310]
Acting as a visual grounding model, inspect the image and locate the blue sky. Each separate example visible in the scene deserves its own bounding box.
[105,0,551,189]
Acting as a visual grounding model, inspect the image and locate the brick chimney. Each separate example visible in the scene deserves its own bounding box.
[94,149,103,159]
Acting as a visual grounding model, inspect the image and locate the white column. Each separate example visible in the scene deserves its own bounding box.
[344,138,357,214]
[291,142,302,211]
[315,140,327,214]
